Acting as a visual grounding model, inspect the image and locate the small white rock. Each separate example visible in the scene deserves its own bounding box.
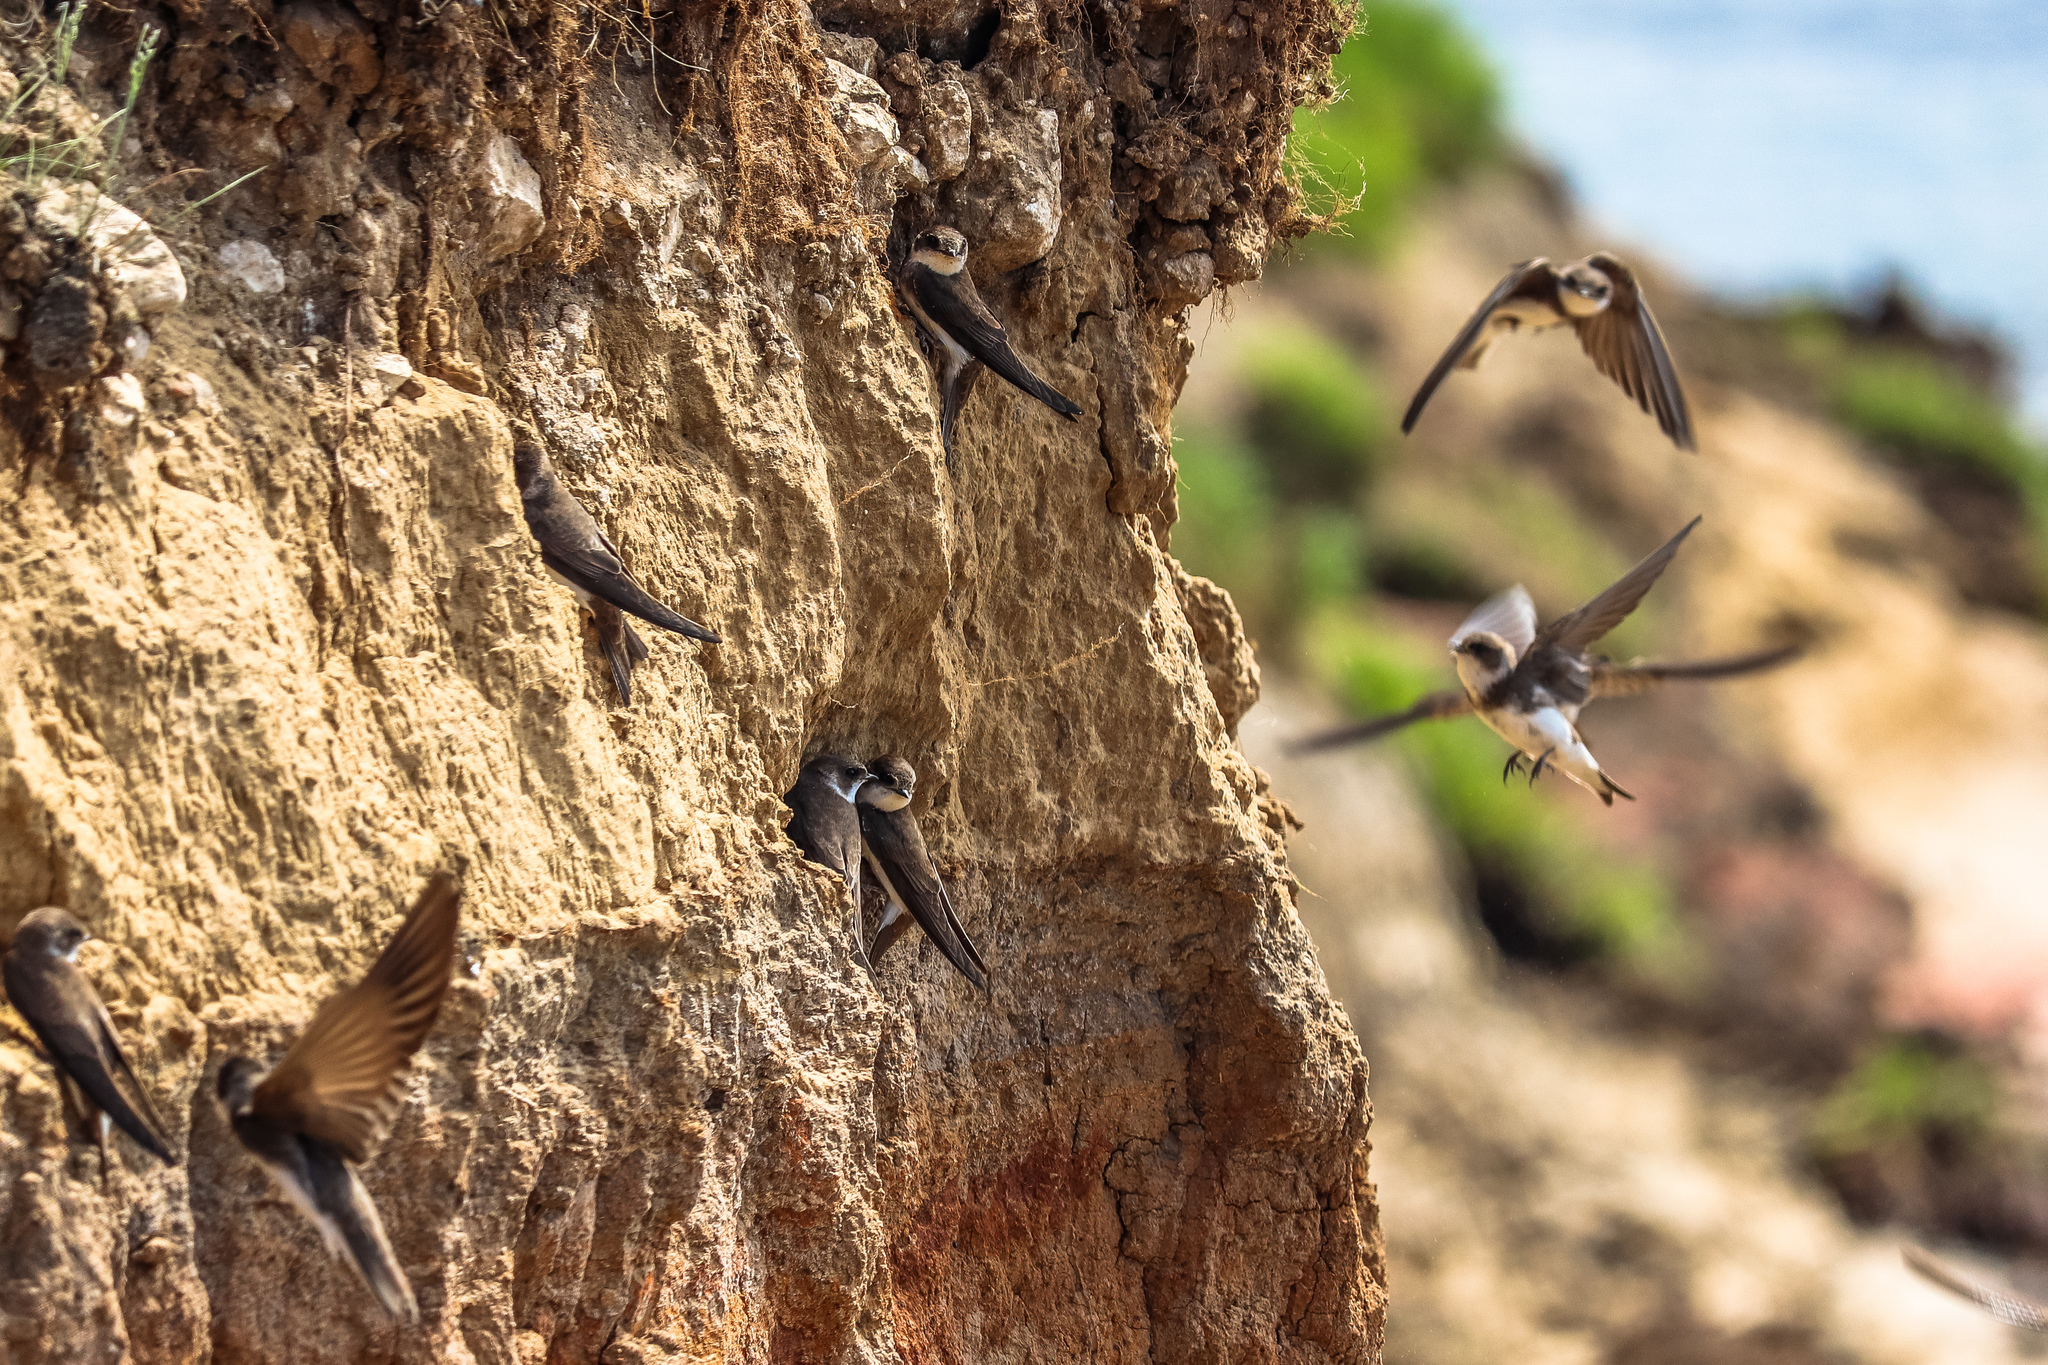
[477,133,546,260]
[369,353,412,396]
[97,372,145,429]
[219,239,285,294]
[34,186,187,314]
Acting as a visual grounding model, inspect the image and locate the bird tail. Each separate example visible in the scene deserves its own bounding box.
[339,1167,421,1323]
[981,347,1083,421]
[1598,772,1635,806]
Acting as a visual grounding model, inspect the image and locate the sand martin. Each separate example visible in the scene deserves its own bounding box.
[1905,1244,2048,1331]
[215,873,462,1323]
[1402,253,1695,450]
[785,755,873,973]
[855,757,988,992]
[513,439,719,702]
[4,908,174,1164]
[896,226,1084,462]
[1293,517,1800,804]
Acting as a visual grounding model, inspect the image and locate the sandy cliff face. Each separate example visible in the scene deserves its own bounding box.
[0,1,1382,1361]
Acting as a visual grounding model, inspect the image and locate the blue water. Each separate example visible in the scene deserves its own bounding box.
[1434,0,2048,429]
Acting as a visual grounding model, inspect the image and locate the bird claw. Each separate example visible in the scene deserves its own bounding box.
[1527,748,1555,787]
[1501,752,1528,784]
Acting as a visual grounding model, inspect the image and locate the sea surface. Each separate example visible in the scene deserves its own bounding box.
[1435,0,2048,428]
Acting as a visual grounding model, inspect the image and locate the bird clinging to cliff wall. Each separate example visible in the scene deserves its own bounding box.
[4,908,175,1167]
[215,874,462,1323]
[513,437,719,705]
[896,226,1084,463]
[1291,517,1801,805]
[1403,253,1696,450]
[786,756,874,974]
[856,757,988,992]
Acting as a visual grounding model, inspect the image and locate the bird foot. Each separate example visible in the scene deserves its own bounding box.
[1528,748,1556,787]
[1501,751,1529,785]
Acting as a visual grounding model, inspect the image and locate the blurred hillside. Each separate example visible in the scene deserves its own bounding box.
[1195,4,2048,1360]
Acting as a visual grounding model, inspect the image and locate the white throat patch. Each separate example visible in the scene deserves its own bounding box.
[912,248,965,276]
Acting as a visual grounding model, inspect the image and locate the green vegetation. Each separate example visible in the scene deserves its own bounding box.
[1289,0,1504,254]
[1826,345,2048,606]
[1812,1037,1999,1157]
[0,6,159,195]
[1240,323,1389,502]
[1309,613,1686,973]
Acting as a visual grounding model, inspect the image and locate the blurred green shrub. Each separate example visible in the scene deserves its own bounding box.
[1812,1036,1998,1157]
[1173,419,1281,629]
[1834,352,2039,484]
[1310,613,1686,974]
[1833,351,2048,600]
[1241,324,1388,502]
[1289,0,1504,254]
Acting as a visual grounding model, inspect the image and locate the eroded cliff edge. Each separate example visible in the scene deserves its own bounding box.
[0,0,1381,1361]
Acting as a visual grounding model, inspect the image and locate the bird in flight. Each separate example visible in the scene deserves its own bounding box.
[215,874,462,1322]
[1402,253,1695,450]
[896,226,1083,463]
[1292,517,1800,804]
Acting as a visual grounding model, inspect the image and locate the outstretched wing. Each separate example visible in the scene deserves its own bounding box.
[1451,585,1538,658]
[1288,690,1474,753]
[1534,516,1702,660]
[1572,253,1696,450]
[1401,259,1553,434]
[1589,644,1802,698]
[252,874,461,1162]
[1904,1245,2048,1332]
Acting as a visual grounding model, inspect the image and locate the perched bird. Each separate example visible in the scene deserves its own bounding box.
[513,437,719,705]
[856,757,988,991]
[4,908,174,1164]
[1402,253,1695,450]
[1904,1244,2048,1331]
[215,874,462,1323]
[1292,517,1800,805]
[785,755,873,973]
[896,226,1084,462]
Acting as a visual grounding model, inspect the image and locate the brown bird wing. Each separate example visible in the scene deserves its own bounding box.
[251,874,461,1163]
[1401,259,1553,434]
[1904,1244,2048,1332]
[1533,516,1701,660]
[1589,644,1802,698]
[859,807,987,991]
[1571,253,1696,449]
[1288,689,1474,754]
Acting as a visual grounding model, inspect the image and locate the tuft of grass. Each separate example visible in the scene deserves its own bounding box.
[1240,322,1389,504]
[0,6,161,199]
[1812,1037,1998,1157]
[1308,610,1688,974]
[1287,0,1503,255]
